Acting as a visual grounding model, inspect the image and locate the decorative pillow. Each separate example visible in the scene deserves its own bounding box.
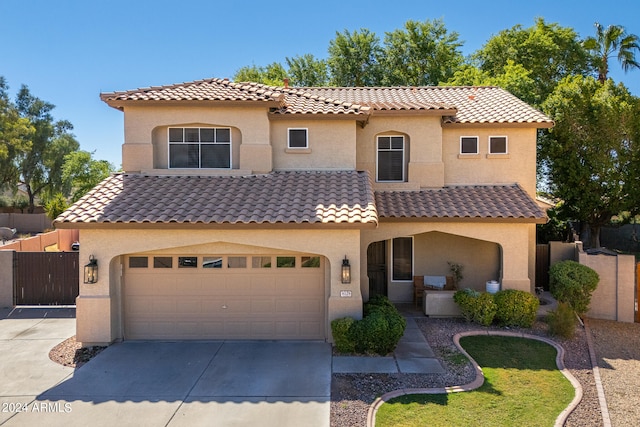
[423,275,446,290]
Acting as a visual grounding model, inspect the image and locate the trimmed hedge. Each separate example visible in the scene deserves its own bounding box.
[549,260,599,316]
[454,288,539,328]
[453,289,497,326]
[494,289,540,328]
[331,295,406,355]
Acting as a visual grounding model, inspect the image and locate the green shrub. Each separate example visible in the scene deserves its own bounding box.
[494,289,540,328]
[549,260,599,316]
[473,293,498,326]
[546,302,577,339]
[454,289,496,326]
[453,288,479,322]
[331,317,356,353]
[334,295,406,355]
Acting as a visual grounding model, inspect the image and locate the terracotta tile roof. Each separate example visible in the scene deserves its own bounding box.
[375,185,546,222]
[100,78,552,125]
[100,78,285,104]
[294,86,552,125]
[54,171,378,226]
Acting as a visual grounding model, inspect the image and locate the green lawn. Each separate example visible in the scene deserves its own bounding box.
[375,336,575,427]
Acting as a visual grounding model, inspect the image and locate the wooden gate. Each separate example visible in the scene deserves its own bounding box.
[13,252,79,305]
[536,244,550,290]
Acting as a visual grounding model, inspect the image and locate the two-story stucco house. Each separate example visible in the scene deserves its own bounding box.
[55,78,552,345]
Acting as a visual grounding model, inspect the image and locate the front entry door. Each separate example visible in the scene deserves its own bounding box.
[367,241,387,298]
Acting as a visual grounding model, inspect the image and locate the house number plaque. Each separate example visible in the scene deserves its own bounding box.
[340,290,352,298]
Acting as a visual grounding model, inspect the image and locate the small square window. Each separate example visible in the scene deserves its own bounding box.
[203,257,222,269]
[489,136,507,154]
[277,256,296,268]
[252,256,272,268]
[228,256,247,268]
[129,257,148,268]
[288,129,308,149]
[216,128,231,142]
[460,137,479,154]
[178,257,197,268]
[301,256,320,268]
[153,257,173,268]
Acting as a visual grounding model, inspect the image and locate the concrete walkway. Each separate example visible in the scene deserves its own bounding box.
[332,305,445,374]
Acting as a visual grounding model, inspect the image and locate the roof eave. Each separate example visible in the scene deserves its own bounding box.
[442,121,555,129]
[101,98,284,111]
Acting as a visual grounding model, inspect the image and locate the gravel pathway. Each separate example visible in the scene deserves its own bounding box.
[588,318,640,427]
[330,316,607,427]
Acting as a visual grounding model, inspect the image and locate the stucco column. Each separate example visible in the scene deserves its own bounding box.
[75,233,116,346]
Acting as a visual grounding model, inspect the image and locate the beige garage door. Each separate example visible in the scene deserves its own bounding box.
[123,254,325,340]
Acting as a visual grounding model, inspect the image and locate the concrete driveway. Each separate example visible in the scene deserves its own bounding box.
[0,308,331,427]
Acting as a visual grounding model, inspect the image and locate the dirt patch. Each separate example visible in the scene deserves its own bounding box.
[49,336,107,369]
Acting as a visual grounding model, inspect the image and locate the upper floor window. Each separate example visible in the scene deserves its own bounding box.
[460,136,479,154]
[377,135,405,182]
[288,128,308,149]
[168,127,231,168]
[489,136,508,154]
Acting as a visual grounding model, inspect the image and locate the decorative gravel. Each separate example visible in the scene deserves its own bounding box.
[588,318,640,427]
[49,335,106,369]
[330,316,605,427]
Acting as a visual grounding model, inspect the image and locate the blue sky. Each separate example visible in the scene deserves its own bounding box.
[2,0,639,167]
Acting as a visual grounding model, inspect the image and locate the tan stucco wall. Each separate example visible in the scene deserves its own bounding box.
[121,104,272,173]
[360,221,533,302]
[271,120,356,170]
[356,115,444,189]
[76,228,363,345]
[442,127,538,196]
[579,252,636,322]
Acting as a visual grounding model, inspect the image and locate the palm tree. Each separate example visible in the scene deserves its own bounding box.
[584,22,640,83]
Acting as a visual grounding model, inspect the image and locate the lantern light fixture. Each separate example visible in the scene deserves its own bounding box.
[341,256,351,284]
[84,255,98,284]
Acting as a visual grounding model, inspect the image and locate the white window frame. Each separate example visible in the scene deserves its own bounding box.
[167,127,232,169]
[376,135,405,182]
[391,236,413,281]
[287,128,308,149]
[460,136,479,154]
[488,136,508,154]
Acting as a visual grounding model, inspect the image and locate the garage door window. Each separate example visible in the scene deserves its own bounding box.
[277,256,296,268]
[252,256,272,268]
[301,256,320,267]
[203,257,222,269]
[228,256,247,268]
[129,257,148,268]
[178,257,197,268]
[154,257,173,268]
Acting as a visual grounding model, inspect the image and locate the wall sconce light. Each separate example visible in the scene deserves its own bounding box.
[84,255,98,284]
[341,256,351,284]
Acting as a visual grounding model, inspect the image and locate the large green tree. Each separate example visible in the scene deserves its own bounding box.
[444,60,536,103]
[541,76,637,248]
[327,29,383,86]
[0,77,33,188]
[61,150,114,203]
[583,22,640,83]
[474,18,592,106]
[285,54,328,87]
[14,85,79,212]
[233,62,288,86]
[382,18,464,86]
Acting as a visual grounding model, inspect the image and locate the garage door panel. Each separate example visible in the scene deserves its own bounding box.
[251,298,275,313]
[124,255,325,340]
